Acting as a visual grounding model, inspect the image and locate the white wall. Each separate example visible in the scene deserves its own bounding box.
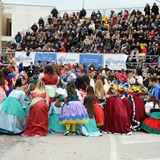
[2,4,53,37]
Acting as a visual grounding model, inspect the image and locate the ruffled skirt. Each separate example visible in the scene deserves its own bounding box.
[59,101,89,124]
[0,97,27,134]
[141,111,160,134]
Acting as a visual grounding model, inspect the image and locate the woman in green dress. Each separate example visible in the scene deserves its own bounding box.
[77,96,102,137]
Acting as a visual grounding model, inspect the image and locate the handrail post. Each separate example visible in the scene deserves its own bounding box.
[103,9,105,16]
[158,55,160,67]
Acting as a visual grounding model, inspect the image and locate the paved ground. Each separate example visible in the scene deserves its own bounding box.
[0,132,160,160]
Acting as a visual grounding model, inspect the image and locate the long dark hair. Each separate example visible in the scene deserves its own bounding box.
[82,74,90,86]
[66,81,76,96]
[0,70,4,85]
[75,76,86,90]
[44,65,55,77]
[136,68,142,76]
[83,96,94,118]
[15,78,22,88]
[86,86,98,103]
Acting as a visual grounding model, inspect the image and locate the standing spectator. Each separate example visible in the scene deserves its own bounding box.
[144,3,150,16]
[151,3,159,16]
[91,11,97,23]
[38,17,44,28]
[36,60,43,71]
[28,62,35,78]
[149,76,160,100]
[51,7,58,18]
[31,23,38,33]
[129,48,139,66]
[79,8,87,19]
[123,10,129,21]
[109,10,115,19]
[96,10,102,28]
[15,32,22,44]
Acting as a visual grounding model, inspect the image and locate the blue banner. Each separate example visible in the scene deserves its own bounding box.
[35,53,57,65]
[79,54,103,68]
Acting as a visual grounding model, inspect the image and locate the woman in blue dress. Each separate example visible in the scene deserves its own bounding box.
[77,96,102,137]
[0,85,30,134]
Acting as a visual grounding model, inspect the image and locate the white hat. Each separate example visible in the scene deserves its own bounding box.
[56,88,67,97]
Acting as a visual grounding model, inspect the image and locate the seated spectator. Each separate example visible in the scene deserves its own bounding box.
[47,15,53,25]
[38,17,44,28]
[148,30,155,41]
[63,12,69,21]
[59,43,66,53]
[114,43,120,53]
[10,41,17,50]
[31,23,38,33]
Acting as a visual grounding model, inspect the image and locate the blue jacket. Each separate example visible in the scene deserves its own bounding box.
[152,84,160,100]
[15,34,22,43]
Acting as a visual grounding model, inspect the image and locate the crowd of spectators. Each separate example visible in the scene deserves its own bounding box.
[9,3,160,59]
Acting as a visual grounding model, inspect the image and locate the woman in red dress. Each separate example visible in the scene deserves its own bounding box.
[23,81,49,137]
[102,96,132,135]
[40,65,59,106]
[86,86,104,127]
[128,94,148,131]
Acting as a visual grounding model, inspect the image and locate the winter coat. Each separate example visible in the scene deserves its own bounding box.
[144,6,150,15]
[151,5,159,15]
[51,9,58,18]
[79,9,86,18]
[15,34,22,43]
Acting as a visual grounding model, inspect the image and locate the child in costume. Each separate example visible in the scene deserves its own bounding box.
[59,82,89,136]
[48,92,66,134]
[86,86,104,127]
[141,96,160,134]
[77,96,102,137]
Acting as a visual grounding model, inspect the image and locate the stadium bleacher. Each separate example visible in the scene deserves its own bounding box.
[3,3,160,68]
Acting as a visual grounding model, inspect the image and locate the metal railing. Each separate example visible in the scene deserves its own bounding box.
[3,5,160,49]
[0,49,9,63]
[126,55,160,69]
